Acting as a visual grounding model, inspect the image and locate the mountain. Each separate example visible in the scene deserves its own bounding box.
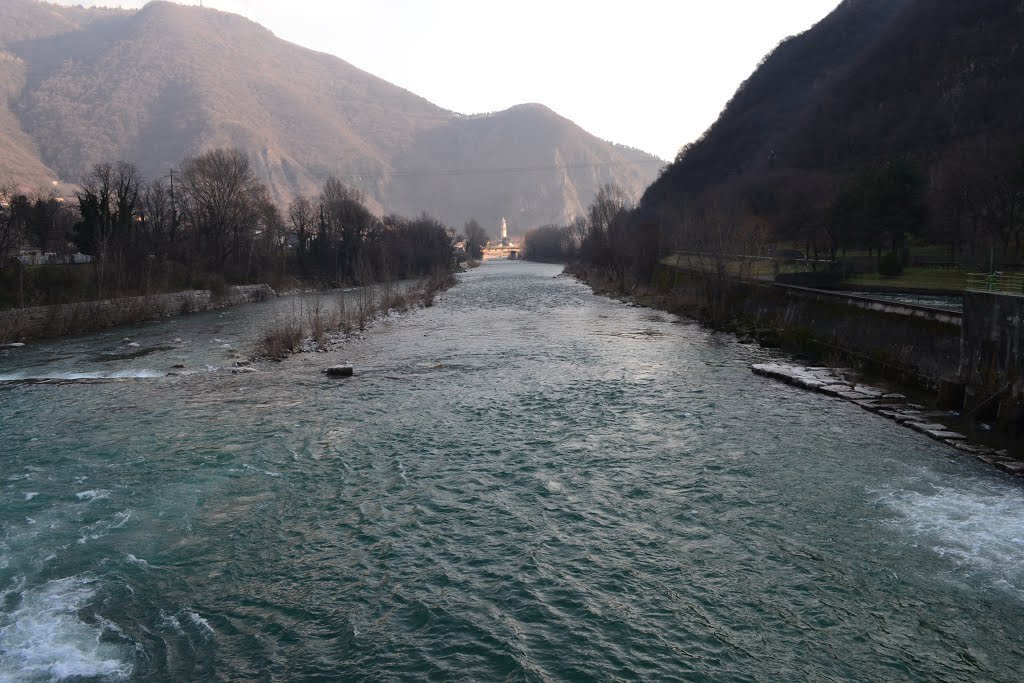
[0,0,662,230]
[389,104,660,229]
[639,0,1024,256]
[642,0,913,207]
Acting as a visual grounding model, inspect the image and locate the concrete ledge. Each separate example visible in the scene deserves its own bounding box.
[770,282,963,327]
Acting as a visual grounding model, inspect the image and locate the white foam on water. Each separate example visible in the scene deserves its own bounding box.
[185,611,214,639]
[158,610,183,636]
[240,464,281,478]
[77,511,132,546]
[75,490,110,502]
[880,481,1024,596]
[0,576,132,681]
[545,480,564,493]
[123,554,151,569]
[0,369,164,382]
[23,493,38,501]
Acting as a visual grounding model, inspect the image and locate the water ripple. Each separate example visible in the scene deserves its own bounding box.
[1,262,1023,681]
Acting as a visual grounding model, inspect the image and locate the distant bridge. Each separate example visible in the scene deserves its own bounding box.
[482,245,519,260]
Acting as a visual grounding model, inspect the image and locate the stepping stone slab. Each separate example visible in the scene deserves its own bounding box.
[855,400,882,412]
[996,462,1024,475]
[905,421,951,434]
[836,390,870,401]
[924,429,966,440]
[954,443,993,455]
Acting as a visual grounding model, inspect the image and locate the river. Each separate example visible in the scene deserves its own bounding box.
[1,260,1022,681]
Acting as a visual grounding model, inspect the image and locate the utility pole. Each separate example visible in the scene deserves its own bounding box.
[167,168,179,243]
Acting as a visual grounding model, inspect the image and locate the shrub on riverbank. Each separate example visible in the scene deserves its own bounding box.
[253,269,457,361]
[257,317,304,360]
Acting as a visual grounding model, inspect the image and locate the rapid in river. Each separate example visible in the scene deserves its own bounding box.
[1,260,1022,681]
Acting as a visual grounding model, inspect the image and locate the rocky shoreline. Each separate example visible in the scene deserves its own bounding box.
[752,363,1024,477]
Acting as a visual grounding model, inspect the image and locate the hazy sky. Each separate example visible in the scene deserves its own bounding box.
[55,0,841,160]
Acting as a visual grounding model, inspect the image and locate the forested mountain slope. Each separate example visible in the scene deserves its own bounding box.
[642,0,1024,260]
[0,1,661,229]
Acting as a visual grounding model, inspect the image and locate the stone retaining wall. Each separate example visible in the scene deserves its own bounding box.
[660,269,962,387]
[0,284,275,342]
[958,290,1024,426]
[960,290,1024,398]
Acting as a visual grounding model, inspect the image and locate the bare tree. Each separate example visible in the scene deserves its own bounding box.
[318,177,375,282]
[0,186,22,269]
[583,183,633,285]
[142,178,172,247]
[288,194,315,274]
[179,148,272,272]
[462,219,488,260]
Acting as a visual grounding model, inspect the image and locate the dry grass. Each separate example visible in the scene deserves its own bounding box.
[252,270,458,361]
[256,316,304,361]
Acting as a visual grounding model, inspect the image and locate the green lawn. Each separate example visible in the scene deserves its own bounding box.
[842,266,969,291]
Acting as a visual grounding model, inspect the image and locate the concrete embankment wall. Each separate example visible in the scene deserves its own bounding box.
[959,291,1024,423]
[661,269,962,386]
[745,283,962,384]
[0,284,275,342]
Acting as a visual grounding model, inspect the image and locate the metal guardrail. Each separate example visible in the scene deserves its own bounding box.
[966,272,1024,295]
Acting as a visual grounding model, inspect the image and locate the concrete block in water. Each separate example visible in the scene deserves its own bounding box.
[953,442,992,455]
[905,421,950,433]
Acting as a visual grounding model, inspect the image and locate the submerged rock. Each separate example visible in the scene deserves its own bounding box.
[232,366,258,374]
[325,365,354,378]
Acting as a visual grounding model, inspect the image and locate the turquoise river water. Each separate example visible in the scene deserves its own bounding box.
[1,260,1023,681]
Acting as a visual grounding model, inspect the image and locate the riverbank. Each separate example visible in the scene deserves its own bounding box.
[0,284,275,343]
[566,262,1022,463]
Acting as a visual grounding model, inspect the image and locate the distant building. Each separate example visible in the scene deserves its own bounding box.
[15,246,92,265]
[482,217,520,260]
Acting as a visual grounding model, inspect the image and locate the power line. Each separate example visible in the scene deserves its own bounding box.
[338,158,666,181]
